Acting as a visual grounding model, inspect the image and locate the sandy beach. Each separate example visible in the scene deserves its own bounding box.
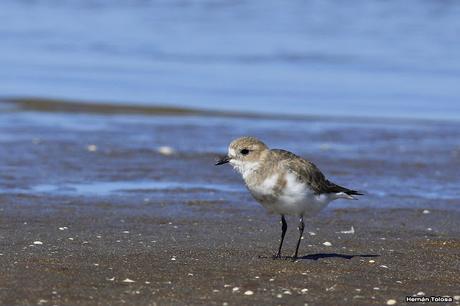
[1,99,459,305]
[1,196,459,305]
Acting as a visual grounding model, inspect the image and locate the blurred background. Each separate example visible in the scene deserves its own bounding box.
[1,0,459,209]
[1,0,460,119]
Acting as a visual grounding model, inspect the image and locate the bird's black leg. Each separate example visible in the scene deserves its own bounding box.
[273,215,287,259]
[292,216,305,261]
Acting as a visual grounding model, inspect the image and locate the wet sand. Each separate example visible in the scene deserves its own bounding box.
[0,99,459,305]
[1,197,459,306]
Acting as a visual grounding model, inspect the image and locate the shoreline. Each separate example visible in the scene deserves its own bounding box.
[2,96,459,124]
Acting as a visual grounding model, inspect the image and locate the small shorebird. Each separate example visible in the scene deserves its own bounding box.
[216,136,362,260]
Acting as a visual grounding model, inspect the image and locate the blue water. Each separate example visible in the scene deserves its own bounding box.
[1,0,460,120]
[1,109,459,210]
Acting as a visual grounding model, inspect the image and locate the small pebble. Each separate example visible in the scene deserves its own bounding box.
[339,226,355,234]
[380,265,389,268]
[276,294,283,298]
[323,242,332,247]
[244,290,254,296]
[417,292,425,296]
[326,284,337,292]
[87,144,97,152]
[387,299,397,305]
[283,290,292,295]
[368,260,375,263]
[171,257,176,261]
[453,295,460,301]
[158,146,175,156]
[122,278,135,283]
[301,288,309,293]
[33,241,43,245]
[232,287,239,292]
[422,209,430,214]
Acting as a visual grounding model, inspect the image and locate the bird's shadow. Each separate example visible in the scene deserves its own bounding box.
[300,253,379,261]
[259,253,380,261]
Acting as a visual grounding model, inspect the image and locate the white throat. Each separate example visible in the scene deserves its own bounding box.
[231,160,260,180]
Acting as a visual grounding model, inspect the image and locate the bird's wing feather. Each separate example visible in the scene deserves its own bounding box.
[271,149,362,196]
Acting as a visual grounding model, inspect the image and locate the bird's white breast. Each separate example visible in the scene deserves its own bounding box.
[248,173,279,198]
[247,172,333,216]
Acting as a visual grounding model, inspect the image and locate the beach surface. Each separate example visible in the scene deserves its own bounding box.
[1,99,459,305]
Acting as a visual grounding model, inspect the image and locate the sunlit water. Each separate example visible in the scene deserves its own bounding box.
[1,109,459,210]
[1,0,460,120]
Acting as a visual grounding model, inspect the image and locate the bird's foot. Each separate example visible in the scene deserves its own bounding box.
[272,253,282,260]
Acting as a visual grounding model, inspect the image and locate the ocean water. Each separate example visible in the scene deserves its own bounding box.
[1,0,460,120]
[1,109,459,210]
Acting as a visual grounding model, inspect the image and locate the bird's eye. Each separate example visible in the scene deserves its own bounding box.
[240,149,250,155]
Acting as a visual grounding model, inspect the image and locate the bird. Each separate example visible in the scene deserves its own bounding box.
[215,136,363,260]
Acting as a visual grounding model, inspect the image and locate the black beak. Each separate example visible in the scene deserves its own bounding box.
[215,155,230,166]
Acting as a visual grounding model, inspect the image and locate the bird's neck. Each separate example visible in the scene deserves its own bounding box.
[238,151,271,183]
[233,160,261,181]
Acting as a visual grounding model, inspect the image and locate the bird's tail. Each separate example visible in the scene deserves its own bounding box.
[334,192,360,200]
[344,189,364,196]
[327,181,364,200]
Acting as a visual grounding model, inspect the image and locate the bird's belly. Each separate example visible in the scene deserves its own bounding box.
[276,192,330,217]
[248,177,332,217]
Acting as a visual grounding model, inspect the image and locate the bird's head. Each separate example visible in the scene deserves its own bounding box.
[215,136,269,176]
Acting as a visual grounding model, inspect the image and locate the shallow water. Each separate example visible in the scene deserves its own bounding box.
[1,0,460,120]
[1,105,459,211]
[30,180,243,195]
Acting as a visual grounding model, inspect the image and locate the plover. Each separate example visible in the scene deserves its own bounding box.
[216,136,362,260]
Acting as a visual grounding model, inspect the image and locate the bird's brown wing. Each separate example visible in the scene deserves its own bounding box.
[272,149,362,196]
